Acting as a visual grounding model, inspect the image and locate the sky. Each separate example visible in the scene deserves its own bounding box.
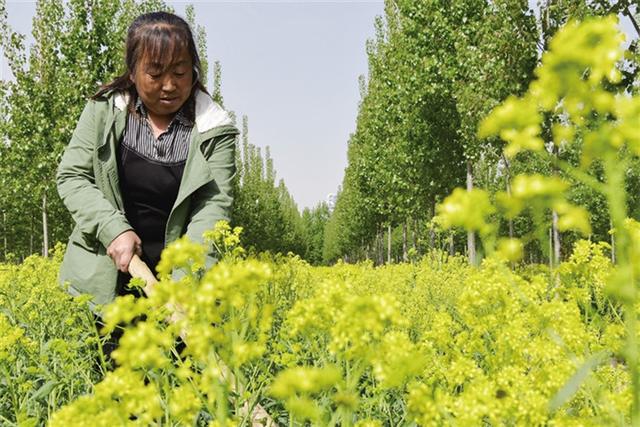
[1,0,385,210]
[1,1,638,209]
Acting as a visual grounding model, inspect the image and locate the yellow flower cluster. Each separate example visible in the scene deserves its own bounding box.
[49,368,163,426]
[0,243,99,425]
[0,313,29,363]
[203,220,246,259]
[260,241,626,425]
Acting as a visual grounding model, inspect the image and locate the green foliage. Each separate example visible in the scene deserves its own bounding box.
[232,115,306,257]
[185,4,208,87]
[300,202,330,265]
[211,60,224,107]
[328,0,539,263]
[327,0,639,266]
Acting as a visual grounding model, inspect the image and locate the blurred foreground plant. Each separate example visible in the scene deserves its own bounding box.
[436,15,640,423]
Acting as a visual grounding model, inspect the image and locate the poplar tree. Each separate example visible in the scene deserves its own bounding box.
[185,4,208,87]
[232,115,305,255]
[0,0,173,259]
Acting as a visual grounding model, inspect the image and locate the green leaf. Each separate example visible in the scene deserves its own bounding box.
[549,351,608,412]
[29,380,57,402]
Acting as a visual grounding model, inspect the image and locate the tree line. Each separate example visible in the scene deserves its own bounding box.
[323,0,640,265]
[3,0,638,267]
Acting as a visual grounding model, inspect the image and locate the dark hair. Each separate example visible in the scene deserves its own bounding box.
[93,11,207,112]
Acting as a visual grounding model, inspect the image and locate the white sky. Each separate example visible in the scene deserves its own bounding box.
[1,1,638,209]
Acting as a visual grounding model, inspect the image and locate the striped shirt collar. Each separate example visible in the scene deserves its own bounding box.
[134,96,194,127]
[114,90,233,134]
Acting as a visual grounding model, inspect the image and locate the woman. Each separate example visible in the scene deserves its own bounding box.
[57,11,238,310]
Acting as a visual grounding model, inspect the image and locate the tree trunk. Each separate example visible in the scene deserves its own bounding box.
[548,227,553,269]
[552,210,560,267]
[2,211,6,260]
[428,199,436,250]
[387,223,392,264]
[502,155,514,239]
[411,216,418,251]
[449,233,455,255]
[466,161,476,265]
[42,192,49,258]
[610,218,616,263]
[30,216,34,255]
[402,220,408,262]
[373,230,378,264]
[377,227,384,266]
[548,143,561,267]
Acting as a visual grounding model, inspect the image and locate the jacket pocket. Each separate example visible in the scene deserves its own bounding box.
[58,241,118,310]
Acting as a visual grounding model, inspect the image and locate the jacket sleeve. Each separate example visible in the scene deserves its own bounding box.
[56,100,132,248]
[184,131,237,264]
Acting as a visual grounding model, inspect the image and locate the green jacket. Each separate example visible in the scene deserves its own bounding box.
[57,89,238,309]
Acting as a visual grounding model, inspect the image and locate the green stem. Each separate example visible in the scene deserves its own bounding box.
[161,369,171,424]
[3,364,20,425]
[554,158,608,194]
[603,153,638,425]
[86,309,108,377]
[215,379,228,426]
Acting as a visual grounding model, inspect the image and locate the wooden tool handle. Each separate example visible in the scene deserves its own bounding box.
[128,254,158,294]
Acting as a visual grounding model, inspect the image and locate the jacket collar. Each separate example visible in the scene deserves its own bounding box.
[113,89,232,133]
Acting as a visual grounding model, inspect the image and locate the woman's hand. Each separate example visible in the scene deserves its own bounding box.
[107,230,142,272]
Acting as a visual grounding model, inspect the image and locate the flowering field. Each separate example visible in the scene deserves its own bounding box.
[0,226,631,426]
[2,15,639,427]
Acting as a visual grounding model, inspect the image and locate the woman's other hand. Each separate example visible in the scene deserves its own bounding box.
[107,230,142,272]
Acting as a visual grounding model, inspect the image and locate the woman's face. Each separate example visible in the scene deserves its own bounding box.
[131,48,194,121]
